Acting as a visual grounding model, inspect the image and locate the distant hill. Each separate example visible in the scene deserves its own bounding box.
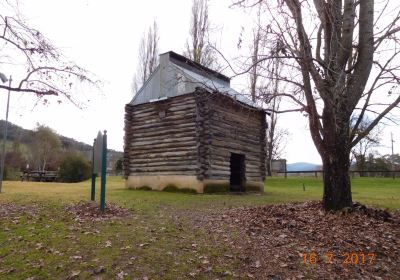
[287,162,322,172]
[0,120,123,169]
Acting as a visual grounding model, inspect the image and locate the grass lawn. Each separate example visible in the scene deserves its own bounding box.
[0,176,398,279]
[2,176,399,210]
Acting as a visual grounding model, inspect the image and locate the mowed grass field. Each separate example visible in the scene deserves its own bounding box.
[1,176,399,210]
[0,177,398,279]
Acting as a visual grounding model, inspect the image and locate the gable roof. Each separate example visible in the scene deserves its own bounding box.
[167,51,230,83]
[130,51,261,110]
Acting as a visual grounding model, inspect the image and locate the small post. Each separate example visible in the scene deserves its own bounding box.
[100,130,107,212]
[284,163,287,179]
[302,183,305,191]
[91,138,96,201]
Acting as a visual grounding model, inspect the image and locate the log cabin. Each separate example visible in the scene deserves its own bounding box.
[124,51,266,193]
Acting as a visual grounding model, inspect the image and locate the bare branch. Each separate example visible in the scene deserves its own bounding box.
[0,11,98,105]
[352,94,400,147]
[132,20,159,94]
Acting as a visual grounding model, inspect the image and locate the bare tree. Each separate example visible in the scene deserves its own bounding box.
[0,3,96,105]
[132,20,159,94]
[248,6,263,102]
[351,117,382,176]
[31,124,61,172]
[233,0,400,210]
[247,8,288,176]
[184,0,218,69]
[264,43,291,176]
[265,101,289,175]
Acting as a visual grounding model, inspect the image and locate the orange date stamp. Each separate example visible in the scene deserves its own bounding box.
[302,252,376,265]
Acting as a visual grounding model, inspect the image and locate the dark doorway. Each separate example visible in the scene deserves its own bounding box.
[230,153,245,191]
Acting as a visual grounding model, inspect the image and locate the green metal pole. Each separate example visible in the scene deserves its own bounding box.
[91,138,96,201]
[100,130,107,212]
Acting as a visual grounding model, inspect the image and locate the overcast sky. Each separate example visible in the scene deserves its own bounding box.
[0,0,398,164]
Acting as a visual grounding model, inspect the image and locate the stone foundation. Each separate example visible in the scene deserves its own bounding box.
[126,176,264,193]
[126,175,204,193]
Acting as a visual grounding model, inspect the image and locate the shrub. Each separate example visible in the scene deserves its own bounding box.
[4,166,21,181]
[179,188,197,194]
[163,184,197,194]
[59,155,91,183]
[163,184,179,192]
[203,184,229,193]
[137,185,152,191]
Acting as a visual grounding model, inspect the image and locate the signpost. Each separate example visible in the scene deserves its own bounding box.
[100,131,107,212]
[91,130,107,212]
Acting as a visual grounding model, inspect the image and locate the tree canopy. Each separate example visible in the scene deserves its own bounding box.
[234,0,400,210]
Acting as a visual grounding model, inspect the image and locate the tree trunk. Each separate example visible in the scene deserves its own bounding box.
[322,145,353,211]
[320,106,353,211]
[266,131,273,176]
[266,160,272,176]
[360,156,366,177]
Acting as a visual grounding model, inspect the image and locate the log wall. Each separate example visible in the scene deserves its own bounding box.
[201,92,266,182]
[124,94,199,178]
[124,90,266,190]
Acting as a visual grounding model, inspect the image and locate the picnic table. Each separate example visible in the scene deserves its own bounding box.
[20,171,59,182]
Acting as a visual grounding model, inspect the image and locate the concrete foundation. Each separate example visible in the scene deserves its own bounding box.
[126,176,264,193]
[126,175,204,193]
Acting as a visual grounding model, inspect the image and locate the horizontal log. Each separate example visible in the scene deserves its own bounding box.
[211,140,262,156]
[129,154,197,161]
[209,164,263,174]
[209,170,230,176]
[130,137,196,148]
[132,107,196,118]
[128,146,196,156]
[129,160,198,168]
[129,142,196,153]
[130,158,198,166]
[209,141,261,154]
[129,171,196,176]
[128,142,197,152]
[130,118,196,131]
[130,132,197,144]
[212,133,262,148]
[208,172,262,180]
[210,116,260,131]
[130,115,196,128]
[210,106,261,121]
[211,107,261,125]
[209,117,262,136]
[209,121,262,138]
[129,165,198,172]
[127,94,195,108]
[209,153,262,164]
[210,122,261,134]
[128,97,196,114]
[130,100,196,114]
[131,107,197,122]
[205,177,262,182]
[211,101,263,119]
[129,127,197,139]
[128,150,197,159]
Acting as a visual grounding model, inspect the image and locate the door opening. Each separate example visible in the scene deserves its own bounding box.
[230,153,245,191]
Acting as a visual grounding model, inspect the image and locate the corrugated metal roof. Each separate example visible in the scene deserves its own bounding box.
[129,51,261,110]
[130,65,161,106]
[172,63,259,109]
